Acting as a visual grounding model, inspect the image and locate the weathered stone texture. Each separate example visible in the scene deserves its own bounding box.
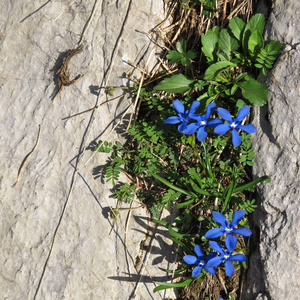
[0,1,176,299]
[244,0,300,299]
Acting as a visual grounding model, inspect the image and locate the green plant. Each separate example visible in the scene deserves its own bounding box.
[153,14,282,106]
[167,40,197,66]
[92,11,281,298]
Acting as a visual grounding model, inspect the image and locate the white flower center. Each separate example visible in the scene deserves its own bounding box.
[225,227,233,233]
[224,254,230,260]
[201,120,207,126]
[199,260,205,266]
[231,122,238,128]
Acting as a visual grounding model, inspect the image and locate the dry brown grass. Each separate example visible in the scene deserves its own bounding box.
[161,0,253,48]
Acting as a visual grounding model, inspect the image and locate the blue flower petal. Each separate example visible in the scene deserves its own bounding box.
[189,113,201,121]
[194,245,204,258]
[205,252,217,262]
[164,116,181,124]
[218,298,224,300]
[196,126,208,142]
[205,102,216,119]
[224,260,235,277]
[236,106,250,122]
[239,124,257,134]
[214,123,231,135]
[231,254,247,262]
[217,108,233,122]
[178,122,187,133]
[204,265,216,275]
[209,241,225,255]
[192,265,202,277]
[173,100,185,114]
[234,227,252,236]
[212,211,227,227]
[206,256,223,267]
[183,255,198,265]
[232,128,242,146]
[207,118,223,127]
[189,101,200,115]
[205,228,224,239]
[225,235,237,253]
[232,210,246,226]
[184,123,199,134]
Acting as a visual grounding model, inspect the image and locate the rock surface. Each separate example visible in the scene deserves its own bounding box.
[244,0,300,299]
[0,1,177,299]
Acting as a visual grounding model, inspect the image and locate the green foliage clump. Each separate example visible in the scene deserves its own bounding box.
[154,14,282,107]
[92,11,281,297]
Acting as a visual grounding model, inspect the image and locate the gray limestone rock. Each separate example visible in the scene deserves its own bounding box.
[243,0,300,299]
[0,1,177,299]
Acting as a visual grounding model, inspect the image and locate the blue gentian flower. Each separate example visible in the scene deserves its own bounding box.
[214,106,257,147]
[183,102,223,142]
[183,244,217,277]
[206,239,246,277]
[205,210,252,251]
[164,100,200,132]
[218,298,224,300]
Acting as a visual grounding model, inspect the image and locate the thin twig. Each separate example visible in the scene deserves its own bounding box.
[62,106,98,121]
[54,0,77,21]
[13,125,42,187]
[126,72,144,130]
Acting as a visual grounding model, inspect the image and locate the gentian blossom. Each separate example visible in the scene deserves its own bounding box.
[214,106,257,147]
[164,100,200,133]
[205,210,252,250]
[183,244,217,277]
[183,102,223,142]
[206,239,246,277]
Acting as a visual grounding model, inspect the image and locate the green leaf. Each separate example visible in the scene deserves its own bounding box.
[235,72,247,82]
[256,58,265,64]
[167,50,182,64]
[153,278,193,293]
[153,74,195,93]
[176,199,195,208]
[233,176,269,193]
[221,179,236,213]
[168,225,199,240]
[230,84,238,95]
[228,17,245,43]
[242,14,265,53]
[150,172,193,196]
[185,50,197,60]
[237,77,268,106]
[248,30,264,58]
[265,40,282,56]
[265,61,273,68]
[153,219,169,227]
[176,40,187,53]
[219,28,239,60]
[247,14,265,35]
[201,26,219,63]
[188,167,203,187]
[204,61,237,81]
[190,180,212,196]
[180,57,190,66]
[236,99,246,111]
[162,190,181,204]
